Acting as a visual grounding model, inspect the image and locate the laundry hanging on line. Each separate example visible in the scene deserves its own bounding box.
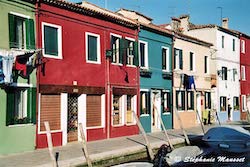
[182,74,196,90]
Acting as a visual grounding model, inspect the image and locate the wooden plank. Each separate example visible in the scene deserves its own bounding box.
[156,110,174,150]
[44,121,57,167]
[195,109,205,134]
[132,110,154,161]
[173,108,190,145]
[79,123,92,167]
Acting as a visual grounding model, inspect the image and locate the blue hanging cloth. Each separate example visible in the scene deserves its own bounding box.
[188,75,196,90]
[0,56,4,83]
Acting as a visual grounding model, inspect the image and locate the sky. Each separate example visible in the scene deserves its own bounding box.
[71,0,250,35]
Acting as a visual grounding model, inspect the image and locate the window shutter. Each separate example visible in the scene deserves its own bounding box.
[27,88,36,124]
[26,19,35,50]
[162,48,166,70]
[110,36,114,63]
[173,48,176,69]
[6,90,15,125]
[179,50,183,70]
[8,13,15,48]
[124,39,129,65]
[133,41,139,66]
[119,38,124,64]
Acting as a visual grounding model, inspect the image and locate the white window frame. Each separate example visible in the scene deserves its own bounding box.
[125,37,136,67]
[176,90,185,112]
[174,47,182,70]
[162,46,170,72]
[85,32,101,64]
[241,40,245,54]
[241,65,246,81]
[140,89,150,117]
[110,33,122,65]
[242,95,247,112]
[125,95,137,125]
[139,40,148,69]
[42,22,62,59]
[112,94,125,127]
[162,90,171,115]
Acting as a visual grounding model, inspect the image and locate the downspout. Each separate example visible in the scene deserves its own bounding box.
[171,32,175,129]
[35,0,41,149]
[136,23,140,130]
[105,29,110,139]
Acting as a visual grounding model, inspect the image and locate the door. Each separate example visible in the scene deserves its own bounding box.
[196,92,202,123]
[67,94,78,142]
[151,90,161,132]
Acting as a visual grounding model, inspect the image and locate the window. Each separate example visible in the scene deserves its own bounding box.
[139,41,148,68]
[233,96,239,111]
[242,95,247,111]
[6,87,36,125]
[220,96,226,111]
[241,65,246,81]
[42,22,62,59]
[8,13,35,49]
[86,95,102,128]
[162,47,170,71]
[187,91,194,110]
[111,34,122,64]
[140,91,150,115]
[162,91,170,114]
[222,67,227,80]
[86,32,100,63]
[233,68,237,81]
[126,95,136,124]
[205,92,211,109]
[189,52,195,71]
[222,36,224,48]
[125,38,138,66]
[233,39,235,51]
[112,95,123,125]
[174,48,183,70]
[176,91,185,111]
[241,40,245,53]
[204,56,209,74]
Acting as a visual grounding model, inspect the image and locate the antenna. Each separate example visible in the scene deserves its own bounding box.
[217,7,223,26]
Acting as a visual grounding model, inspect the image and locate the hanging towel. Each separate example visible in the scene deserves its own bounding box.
[15,56,27,76]
[2,56,14,84]
[188,76,196,90]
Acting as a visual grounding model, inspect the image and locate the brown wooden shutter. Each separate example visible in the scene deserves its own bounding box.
[40,94,61,131]
[86,95,101,127]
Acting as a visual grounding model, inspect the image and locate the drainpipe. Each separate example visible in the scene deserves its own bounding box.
[171,32,175,129]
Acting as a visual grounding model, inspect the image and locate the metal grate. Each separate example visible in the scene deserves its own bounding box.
[67,94,78,133]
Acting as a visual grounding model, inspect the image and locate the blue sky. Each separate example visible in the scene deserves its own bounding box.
[71,0,250,35]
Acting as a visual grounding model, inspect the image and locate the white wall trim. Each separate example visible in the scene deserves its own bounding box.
[42,22,62,59]
[139,40,148,68]
[61,93,68,145]
[78,94,86,141]
[10,11,30,19]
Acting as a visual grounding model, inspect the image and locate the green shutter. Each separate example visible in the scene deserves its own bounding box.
[173,48,176,69]
[26,19,35,50]
[6,90,15,125]
[124,39,129,65]
[119,38,123,64]
[8,13,15,48]
[110,36,115,63]
[133,41,139,66]
[27,88,36,124]
[179,50,183,70]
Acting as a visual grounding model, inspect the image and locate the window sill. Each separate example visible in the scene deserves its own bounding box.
[87,126,104,130]
[140,114,150,117]
[112,124,124,127]
[177,110,185,112]
[126,123,136,126]
[86,60,101,64]
[111,63,123,66]
[140,68,152,78]
[8,123,34,128]
[187,110,194,112]
[43,54,62,59]
[162,71,172,80]
[126,65,136,68]
[162,112,171,115]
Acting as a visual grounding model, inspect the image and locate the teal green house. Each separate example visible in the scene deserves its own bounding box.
[0,0,37,154]
[118,9,173,133]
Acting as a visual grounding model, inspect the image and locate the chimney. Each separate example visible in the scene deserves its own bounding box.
[171,17,181,32]
[179,15,190,32]
[222,18,229,29]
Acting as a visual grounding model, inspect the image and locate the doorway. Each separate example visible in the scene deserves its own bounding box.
[196,92,202,123]
[151,90,161,132]
[67,94,78,142]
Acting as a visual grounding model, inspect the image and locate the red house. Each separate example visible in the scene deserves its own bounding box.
[240,33,250,120]
[36,0,139,148]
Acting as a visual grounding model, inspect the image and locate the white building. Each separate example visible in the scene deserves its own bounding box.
[186,18,241,122]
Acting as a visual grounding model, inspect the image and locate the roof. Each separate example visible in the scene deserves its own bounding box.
[140,23,173,37]
[189,23,240,37]
[41,0,138,28]
[117,8,153,22]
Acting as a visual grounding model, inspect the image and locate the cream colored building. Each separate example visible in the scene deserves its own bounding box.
[161,16,214,129]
